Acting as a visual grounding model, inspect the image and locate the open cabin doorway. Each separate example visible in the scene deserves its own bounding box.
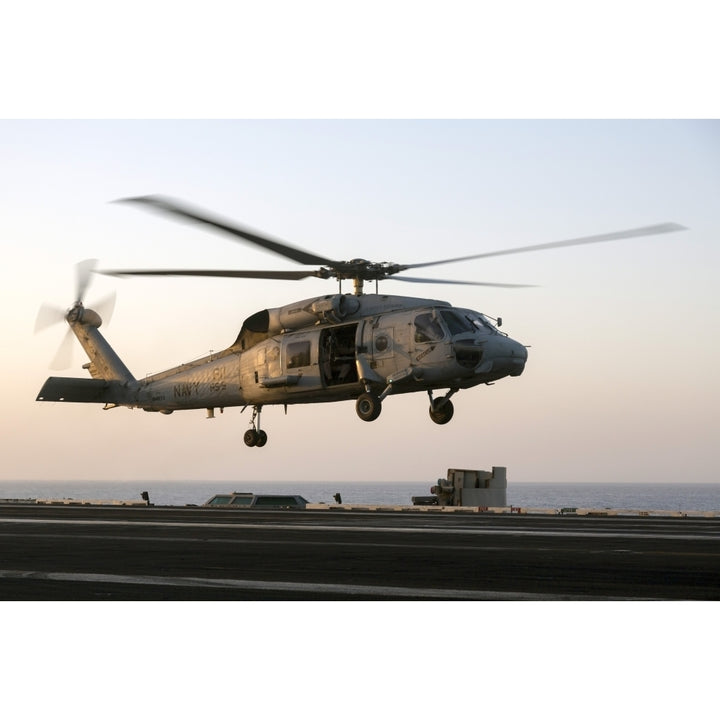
[320,324,359,387]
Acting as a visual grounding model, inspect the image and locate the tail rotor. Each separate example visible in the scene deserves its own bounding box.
[35,259,116,369]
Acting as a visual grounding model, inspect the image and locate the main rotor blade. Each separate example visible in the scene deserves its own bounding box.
[391,276,536,288]
[115,195,337,267]
[101,268,324,281]
[403,223,688,271]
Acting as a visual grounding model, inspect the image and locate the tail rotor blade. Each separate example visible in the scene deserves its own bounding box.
[93,292,116,325]
[76,258,98,303]
[35,304,66,333]
[50,328,75,370]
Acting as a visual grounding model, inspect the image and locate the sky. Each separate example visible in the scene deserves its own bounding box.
[2,119,718,486]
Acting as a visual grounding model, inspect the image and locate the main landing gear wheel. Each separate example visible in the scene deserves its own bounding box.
[244,406,268,447]
[429,397,454,425]
[356,392,382,422]
[244,429,268,447]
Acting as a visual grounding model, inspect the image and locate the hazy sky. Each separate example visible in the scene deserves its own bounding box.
[1,119,717,485]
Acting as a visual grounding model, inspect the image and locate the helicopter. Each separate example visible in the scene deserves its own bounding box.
[35,196,686,447]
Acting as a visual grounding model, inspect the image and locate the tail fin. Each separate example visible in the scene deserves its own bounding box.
[65,304,135,383]
[36,304,136,406]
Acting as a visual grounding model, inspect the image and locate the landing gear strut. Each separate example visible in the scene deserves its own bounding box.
[428,389,457,425]
[244,405,268,447]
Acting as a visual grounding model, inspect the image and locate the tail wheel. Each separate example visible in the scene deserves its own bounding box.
[356,392,382,422]
[429,398,454,425]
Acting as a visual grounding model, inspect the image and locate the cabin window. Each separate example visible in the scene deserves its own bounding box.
[414,313,445,343]
[286,340,311,368]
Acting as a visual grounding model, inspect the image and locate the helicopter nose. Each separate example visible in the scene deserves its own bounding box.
[474,336,528,377]
[504,338,528,376]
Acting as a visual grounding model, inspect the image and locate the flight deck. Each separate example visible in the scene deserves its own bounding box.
[1,502,718,600]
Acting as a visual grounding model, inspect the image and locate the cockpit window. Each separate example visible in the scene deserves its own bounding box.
[441,309,496,335]
[440,310,476,335]
[441,309,497,336]
[471,314,497,334]
[414,313,445,343]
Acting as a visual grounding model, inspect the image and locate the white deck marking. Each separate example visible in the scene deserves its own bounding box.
[1,516,717,541]
[0,569,645,600]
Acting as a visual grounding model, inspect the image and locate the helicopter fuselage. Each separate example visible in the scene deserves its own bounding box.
[132,292,527,413]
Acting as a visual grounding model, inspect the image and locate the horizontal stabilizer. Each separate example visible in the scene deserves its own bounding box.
[36,377,127,404]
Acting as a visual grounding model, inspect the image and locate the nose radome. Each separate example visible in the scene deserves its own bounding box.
[505,337,528,375]
[479,336,527,377]
[510,338,528,360]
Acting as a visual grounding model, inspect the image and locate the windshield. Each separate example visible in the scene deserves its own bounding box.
[440,309,496,336]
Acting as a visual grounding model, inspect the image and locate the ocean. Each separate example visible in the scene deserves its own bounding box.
[0,479,718,511]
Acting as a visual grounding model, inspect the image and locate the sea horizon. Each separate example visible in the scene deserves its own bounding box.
[1,479,718,512]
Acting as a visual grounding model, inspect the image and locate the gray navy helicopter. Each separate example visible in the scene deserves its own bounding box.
[35,196,686,447]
